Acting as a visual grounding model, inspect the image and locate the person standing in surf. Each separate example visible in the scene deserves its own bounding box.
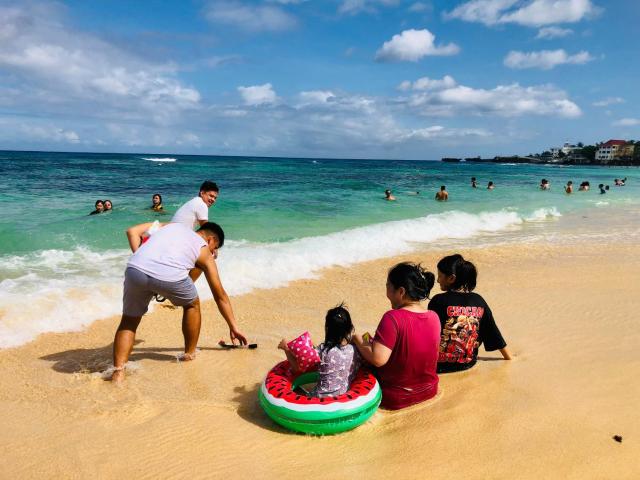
[110,221,248,382]
[172,181,219,230]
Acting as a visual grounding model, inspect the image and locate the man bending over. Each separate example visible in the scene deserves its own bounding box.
[111,221,247,382]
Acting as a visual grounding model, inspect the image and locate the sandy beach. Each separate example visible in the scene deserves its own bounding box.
[1,234,639,479]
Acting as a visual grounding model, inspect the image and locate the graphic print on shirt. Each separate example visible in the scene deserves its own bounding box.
[439,305,484,363]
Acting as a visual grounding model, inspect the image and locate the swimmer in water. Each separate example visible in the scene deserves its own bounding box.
[384,189,396,201]
[89,200,104,215]
[151,193,164,211]
[435,186,448,201]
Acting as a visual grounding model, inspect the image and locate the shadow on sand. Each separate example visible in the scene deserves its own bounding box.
[230,382,292,434]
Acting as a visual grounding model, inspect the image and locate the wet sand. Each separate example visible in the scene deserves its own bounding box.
[1,241,639,479]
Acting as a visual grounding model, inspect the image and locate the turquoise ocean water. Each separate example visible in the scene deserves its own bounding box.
[1,150,638,348]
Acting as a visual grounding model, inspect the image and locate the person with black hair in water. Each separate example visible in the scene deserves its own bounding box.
[428,254,511,374]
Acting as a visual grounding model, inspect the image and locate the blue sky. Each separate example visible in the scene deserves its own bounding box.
[0,0,638,159]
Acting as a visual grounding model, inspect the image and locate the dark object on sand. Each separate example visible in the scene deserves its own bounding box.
[218,340,257,349]
[613,435,623,443]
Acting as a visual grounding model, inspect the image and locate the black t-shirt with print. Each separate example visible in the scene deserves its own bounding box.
[428,291,506,373]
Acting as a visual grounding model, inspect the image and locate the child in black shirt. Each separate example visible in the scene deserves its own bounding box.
[428,254,511,373]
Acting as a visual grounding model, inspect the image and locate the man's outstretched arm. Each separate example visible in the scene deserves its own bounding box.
[196,248,248,345]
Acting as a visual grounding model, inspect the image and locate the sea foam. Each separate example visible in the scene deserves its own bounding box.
[0,208,541,348]
[141,157,177,162]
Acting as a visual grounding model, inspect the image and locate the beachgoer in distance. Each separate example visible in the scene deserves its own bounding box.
[605,185,610,191]
[599,184,606,194]
[89,200,104,215]
[487,181,495,190]
[104,200,113,211]
[471,177,477,188]
[151,193,164,211]
[565,181,573,194]
[353,262,440,410]
[578,182,590,191]
[435,185,448,201]
[428,254,511,373]
[540,179,550,190]
[172,180,219,230]
[384,189,396,201]
[278,304,361,398]
[110,221,247,382]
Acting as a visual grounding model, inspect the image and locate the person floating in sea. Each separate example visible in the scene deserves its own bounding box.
[110,221,248,382]
[565,181,573,194]
[540,179,550,190]
[384,189,396,201]
[172,180,219,229]
[471,177,477,188]
[579,181,590,191]
[487,181,495,190]
[89,200,104,215]
[599,184,606,194]
[103,199,113,212]
[151,193,164,211]
[435,185,448,201]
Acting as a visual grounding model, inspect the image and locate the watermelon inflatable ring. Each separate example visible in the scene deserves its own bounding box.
[259,361,381,435]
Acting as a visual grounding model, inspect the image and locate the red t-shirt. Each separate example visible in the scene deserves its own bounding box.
[374,309,441,410]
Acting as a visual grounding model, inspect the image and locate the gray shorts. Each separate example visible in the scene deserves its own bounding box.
[123,267,198,317]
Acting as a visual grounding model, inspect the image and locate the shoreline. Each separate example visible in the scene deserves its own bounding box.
[1,233,639,478]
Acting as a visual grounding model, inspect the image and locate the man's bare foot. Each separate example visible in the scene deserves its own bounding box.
[176,352,196,362]
[110,367,125,383]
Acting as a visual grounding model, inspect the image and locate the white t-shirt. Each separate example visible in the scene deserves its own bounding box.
[171,196,208,229]
[127,223,207,282]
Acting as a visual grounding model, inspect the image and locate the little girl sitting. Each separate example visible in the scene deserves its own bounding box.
[278,304,361,398]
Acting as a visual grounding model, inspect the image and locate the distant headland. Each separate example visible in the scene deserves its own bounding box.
[443,139,640,166]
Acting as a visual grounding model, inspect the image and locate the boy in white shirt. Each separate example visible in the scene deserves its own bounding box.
[172,180,219,229]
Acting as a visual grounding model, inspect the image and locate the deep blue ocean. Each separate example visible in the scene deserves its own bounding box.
[1,150,637,347]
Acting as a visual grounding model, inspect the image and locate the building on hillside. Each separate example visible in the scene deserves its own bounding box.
[595,139,626,162]
[561,142,581,156]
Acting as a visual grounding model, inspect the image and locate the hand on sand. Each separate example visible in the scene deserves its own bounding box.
[229,328,248,346]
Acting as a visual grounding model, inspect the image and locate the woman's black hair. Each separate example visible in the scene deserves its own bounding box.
[436,254,477,292]
[387,262,435,301]
[153,193,162,204]
[322,303,354,351]
[95,200,103,208]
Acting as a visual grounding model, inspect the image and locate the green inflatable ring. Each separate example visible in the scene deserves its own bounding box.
[259,360,381,435]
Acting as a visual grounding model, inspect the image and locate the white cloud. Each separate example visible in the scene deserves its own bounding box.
[398,75,457,91]
[298,90,336,105]
[375,29,460,62]
[204,1,297,32]
[504,49,593,69]
[593,97,624,107]
[0,3,200,121]
[400,75,582,118]
[401,125,491,140]
[408,2,431,12]
[536,26,573,39]
[613,118,640,127]
[339,0,400,15]
[238,83,278,105]
[445,0,599,27]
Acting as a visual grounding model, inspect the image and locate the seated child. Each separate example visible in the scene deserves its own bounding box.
[278,304,361,397]
[428,254,511,373]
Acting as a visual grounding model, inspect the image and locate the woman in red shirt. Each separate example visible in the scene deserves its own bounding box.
[353,262,441,410]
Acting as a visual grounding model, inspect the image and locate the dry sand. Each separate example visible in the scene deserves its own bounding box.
[1,241,639,479]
